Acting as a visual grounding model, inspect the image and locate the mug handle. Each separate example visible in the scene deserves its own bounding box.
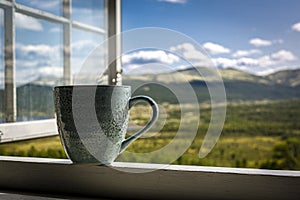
[119,95,159,154]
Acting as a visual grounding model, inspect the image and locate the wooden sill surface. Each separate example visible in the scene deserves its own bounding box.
[0,156,300,200]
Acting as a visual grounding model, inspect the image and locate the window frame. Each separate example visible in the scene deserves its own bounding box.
[0,0,121,141]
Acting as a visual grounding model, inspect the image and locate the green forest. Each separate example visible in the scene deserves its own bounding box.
[1,99,299,170]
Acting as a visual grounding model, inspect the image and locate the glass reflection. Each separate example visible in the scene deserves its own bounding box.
[72,0,105,28]
[16,0,62,16]
[16,14,63,121]
[72,28,105,84]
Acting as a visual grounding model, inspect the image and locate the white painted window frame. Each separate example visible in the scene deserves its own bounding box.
[0,119,57,142]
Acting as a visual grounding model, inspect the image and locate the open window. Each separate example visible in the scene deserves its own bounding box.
[0,0,300,171]
[0,0,121,143]
[0,0,300,199]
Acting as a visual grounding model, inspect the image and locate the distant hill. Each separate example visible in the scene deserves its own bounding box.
[0,83,55,121]
[177,67,300,86]
[0,67,300,121]
[220,68,269,84]
[265,69,300,87]
[17,83,54,118]
[123,67,300,103]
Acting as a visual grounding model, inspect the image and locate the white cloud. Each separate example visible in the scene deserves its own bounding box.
[121,45,211,74]
[37,66,63,77]
[170,43,207,60]
[232,49,262,58]
[202,42,231,55]
[271,50,297,61]
[169,43,214,68]
[16,40,101,77]
[123,63,176,75]
[213,57,237,68]
[122,50,180,65]
[292,22,300,32]
[50,27,61,33]
[237,57,259,66]
[158,0,187,4]
[72,8,104,26]
[73,8,103,17]
[10,41,105,84]
[15,41,103,76]
[25,0,60,10]
[15,13,43,31]
[249,38,272,47]
[14,43,63,85]
[213,49,298,75]
[16,43,62,76]
[72,40,98,52]
[257,55,275,67]
[17,43,59,57]
[246,50,296,67]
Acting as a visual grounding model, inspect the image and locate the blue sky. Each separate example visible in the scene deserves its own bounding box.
[122,0,300,75]
[1,0,300,88]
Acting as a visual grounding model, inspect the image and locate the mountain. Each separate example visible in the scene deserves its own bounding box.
[220,68,269,84]
[123,67,300,103]
[265,69,300,87]
[177,67,300,86]
[0,83,55,121]
[0,67,300,121]
[17,83,54,117]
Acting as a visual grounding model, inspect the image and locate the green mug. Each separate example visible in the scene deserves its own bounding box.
[54,85,159,165]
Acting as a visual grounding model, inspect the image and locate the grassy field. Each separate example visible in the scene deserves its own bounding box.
[1,99,300,170]
[0,136,66,158]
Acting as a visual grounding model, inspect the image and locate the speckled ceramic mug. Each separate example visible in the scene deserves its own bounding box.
[54,85,158,165]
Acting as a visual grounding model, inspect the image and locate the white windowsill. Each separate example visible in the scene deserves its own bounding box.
[0,119,58,143]
[0,156,300,200]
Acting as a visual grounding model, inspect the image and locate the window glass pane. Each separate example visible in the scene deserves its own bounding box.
[16,0,62,16]
[16,13,63,122]
[0,1,107,159]
[0,9,4,123]
[72,0,105,28]
[72,29,106,84]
